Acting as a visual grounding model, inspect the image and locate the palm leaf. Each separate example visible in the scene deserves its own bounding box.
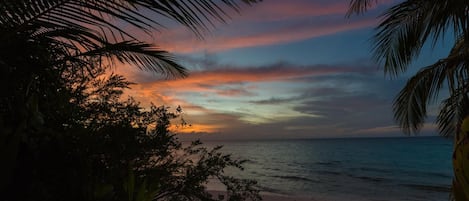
[348,0,469,77]
[373,0,469,77]
[0,0,260,39]
[79,41,187,78]
[0,0,259,77]
[394,35,469,134]
[394,60,447,134]
[346,0,379,16]
[438,86,469,137]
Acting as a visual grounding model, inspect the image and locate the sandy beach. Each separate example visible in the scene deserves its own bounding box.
[260,194,316,201]
[209,191,318,201]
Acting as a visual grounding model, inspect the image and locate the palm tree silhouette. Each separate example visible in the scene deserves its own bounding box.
[348,1,469,200]
[0,0,260,198]
[1,0,258,77]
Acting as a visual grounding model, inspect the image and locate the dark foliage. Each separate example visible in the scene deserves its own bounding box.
[0,0,262,200]
[0,62,261,201]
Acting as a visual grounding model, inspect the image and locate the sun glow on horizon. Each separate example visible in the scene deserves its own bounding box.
[170,123,224,134]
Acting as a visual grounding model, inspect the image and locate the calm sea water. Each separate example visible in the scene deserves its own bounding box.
[202,136,453,201]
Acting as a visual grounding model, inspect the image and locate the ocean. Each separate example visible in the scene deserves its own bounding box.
[202,136,453,201]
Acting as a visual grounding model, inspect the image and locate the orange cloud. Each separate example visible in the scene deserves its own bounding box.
[137,64,371,91]
[117,64,377,133]
[170,123,224,134]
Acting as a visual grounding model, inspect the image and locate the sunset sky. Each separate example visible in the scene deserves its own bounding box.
[115,0,453,139]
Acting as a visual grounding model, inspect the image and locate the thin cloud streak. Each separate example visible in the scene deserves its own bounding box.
[150,0,390,53]
[156,17,378,53]
[139,64,377,88]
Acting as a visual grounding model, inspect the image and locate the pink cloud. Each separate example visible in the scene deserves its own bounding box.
[156,18,377,53]
[234,1,349,22]
[116,0,397,54]
[149,0,389,53]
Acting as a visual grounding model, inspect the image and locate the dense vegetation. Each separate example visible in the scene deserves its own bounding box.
[1,63,260,201]
[0,0,261,200]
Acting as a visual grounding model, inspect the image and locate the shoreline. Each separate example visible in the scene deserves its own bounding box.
[208,190,317,201]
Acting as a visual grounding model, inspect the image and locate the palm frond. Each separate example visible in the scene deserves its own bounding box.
[438,87,469,137]
[437,35,469,137]
[0,0,260,39]
[394,60,447,134]
[0,23,187,78]
[372,0,469,77]
[0,0,260,77]
[346,0,379,16]
[393,37,469,134]
[33,26,104,52]
[79,41,187,78]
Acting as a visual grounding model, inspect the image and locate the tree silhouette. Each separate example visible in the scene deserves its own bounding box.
[0,0,262,200]
[1,58,261,201]
[348,1,469,200]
